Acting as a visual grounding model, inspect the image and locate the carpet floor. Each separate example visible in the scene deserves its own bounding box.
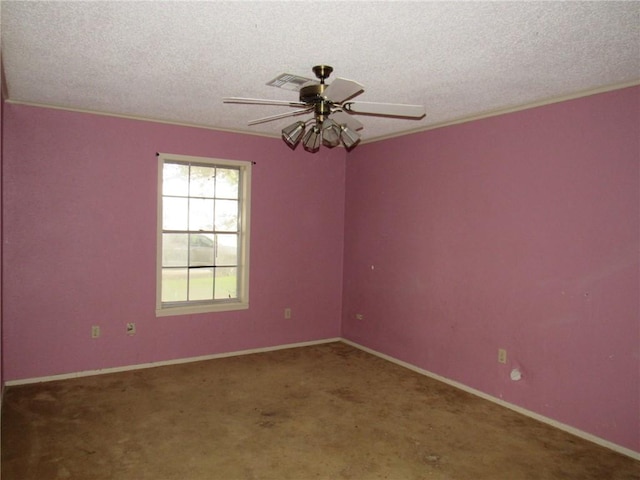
[2,342,638,479]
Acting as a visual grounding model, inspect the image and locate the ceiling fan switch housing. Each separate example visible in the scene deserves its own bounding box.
[315,101,331,120]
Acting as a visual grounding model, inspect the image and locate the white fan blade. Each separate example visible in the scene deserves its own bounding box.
[344,101,425,118]
[248,107,313,125]
[331,111,364,131]
[223,97,307,108]
[323,78,364,103]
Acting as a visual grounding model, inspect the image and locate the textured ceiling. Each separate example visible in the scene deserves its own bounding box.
[2,1,639,143]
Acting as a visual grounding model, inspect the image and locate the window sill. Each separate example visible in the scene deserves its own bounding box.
[156,301,249,317]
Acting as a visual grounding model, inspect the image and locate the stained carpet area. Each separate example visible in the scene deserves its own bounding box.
[2,342,638,480]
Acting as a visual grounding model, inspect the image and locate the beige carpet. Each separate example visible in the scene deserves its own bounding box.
[2,342,638,479]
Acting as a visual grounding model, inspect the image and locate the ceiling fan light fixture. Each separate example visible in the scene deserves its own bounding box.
[302,124,322,153]
[340,125,361,150]
[322,119,341,148]
[227,66,426,154]
[282,121,306,149]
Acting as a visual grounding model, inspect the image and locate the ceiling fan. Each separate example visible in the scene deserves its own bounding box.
[223,65,426,153]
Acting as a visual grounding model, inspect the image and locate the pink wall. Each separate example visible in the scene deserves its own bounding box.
[3,87,638,454]
[342,86,640,452]
[2,104,345,381]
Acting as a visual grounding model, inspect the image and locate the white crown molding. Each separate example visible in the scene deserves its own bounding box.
[360,80,640,144]
[3,98,282,139]
[6,80,639,148]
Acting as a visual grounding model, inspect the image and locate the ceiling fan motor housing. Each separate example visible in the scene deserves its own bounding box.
[300,83,331,121]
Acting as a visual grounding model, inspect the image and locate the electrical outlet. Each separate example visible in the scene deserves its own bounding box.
[498,348,507,364]
[355,313,364,320]
[91,325,100,339]
[284,308,292,319]
[126,323,136,336]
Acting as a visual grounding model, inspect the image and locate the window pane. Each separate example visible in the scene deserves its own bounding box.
[189,268,214,301]
[215,267,237,299]
[216,168,239,199]
[162,268,188,302]
[189,234,214,266]
[189,198,214,231]
[158,154,250,315]
[216,234,238,266]
[163,163,189,196]
[163,233,188,267]
[190,165,216,198]
[163,197,189,230]
[215,200,239,232]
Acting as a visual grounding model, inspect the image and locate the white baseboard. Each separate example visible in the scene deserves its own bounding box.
[4,336,638,461]
[341,338,640,462]
[4,337,342,387]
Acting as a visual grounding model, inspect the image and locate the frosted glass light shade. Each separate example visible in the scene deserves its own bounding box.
[282,121,306,149]
[303,125,322,153]
[322,119,341,148]
[340,125,361,150]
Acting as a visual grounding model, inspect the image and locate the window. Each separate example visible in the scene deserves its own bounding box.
[156,153,251,316]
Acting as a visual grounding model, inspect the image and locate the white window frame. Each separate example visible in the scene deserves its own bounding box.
[156,153,251,317]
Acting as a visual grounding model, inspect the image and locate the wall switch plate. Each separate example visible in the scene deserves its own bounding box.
[91,325,100,339]
[284,308,292,319]
[498,348,507,364]
[126,323,136,336]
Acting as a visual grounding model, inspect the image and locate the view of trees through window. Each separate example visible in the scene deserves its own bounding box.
[161,161,241,304]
